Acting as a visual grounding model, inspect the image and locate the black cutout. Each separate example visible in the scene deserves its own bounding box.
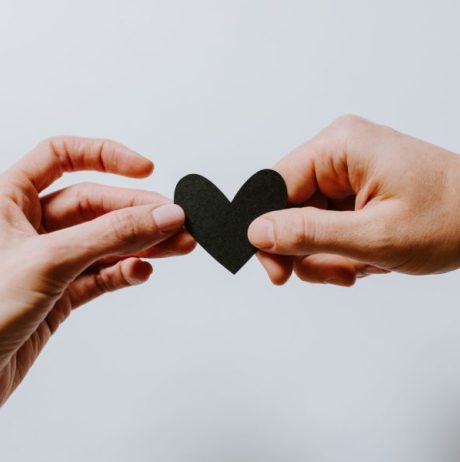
[174,169,288,274]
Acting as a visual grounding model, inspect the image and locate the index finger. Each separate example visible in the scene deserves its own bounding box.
[11,136,154,192]
[274,115,369,205]
[274,140,318,205]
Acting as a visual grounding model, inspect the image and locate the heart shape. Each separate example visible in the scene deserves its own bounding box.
[174,169,288,274]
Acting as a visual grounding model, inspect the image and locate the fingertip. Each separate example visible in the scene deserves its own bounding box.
[131,156,154,178]
[142,158,155,177]
[256,252,293,286]
[248,217,275,250]
[126,258,153,285]
[152,204,185,232]
[271,272,291,286]
[165,230,197,255]
[182,233,198,254]
[140,230,196,258]
[96,139,155,178]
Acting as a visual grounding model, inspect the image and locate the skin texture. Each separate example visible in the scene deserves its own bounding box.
[0,136,195,405]
[248,115,460,286]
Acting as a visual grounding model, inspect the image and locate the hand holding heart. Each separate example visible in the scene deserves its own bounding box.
[0,137,195,405]
[1,116,460,405]
[174,170,287,274]
[248,115,460,286]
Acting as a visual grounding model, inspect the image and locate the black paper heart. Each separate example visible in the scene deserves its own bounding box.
[174,169,288,274]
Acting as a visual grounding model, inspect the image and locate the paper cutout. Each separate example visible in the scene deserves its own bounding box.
[174,169,288,273]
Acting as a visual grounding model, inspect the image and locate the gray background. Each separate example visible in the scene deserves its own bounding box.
[1,1,460,461]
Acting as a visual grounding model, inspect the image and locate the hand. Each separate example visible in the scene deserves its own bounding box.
[248,115,460,286]
[0,137,195,405]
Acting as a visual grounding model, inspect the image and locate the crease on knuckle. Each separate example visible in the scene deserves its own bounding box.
[365,216,398,261]
[95,138,120,173]
[94,271,114,294]
[66,286,79,310]
[73,182,98,221]
[95,262,132,294]
[95,139,109,172]
[109,212,140,247]
[117,262,132,288]
[45,136,77,173]
[283,211,311,251]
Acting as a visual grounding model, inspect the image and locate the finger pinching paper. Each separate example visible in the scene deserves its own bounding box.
[174,169,288,273]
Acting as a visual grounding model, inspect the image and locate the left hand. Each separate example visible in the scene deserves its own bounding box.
[0,136,195,405]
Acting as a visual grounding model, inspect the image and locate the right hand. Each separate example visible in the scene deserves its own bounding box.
[248,115,460,286]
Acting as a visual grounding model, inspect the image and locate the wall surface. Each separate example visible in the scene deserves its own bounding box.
[1,1,460,461]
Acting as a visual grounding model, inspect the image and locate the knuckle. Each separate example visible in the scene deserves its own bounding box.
[108,211,141,245]
[72,183,98,220]
[37,136,76,171]
[0,184,20,204]
[328,114,371,145]
[94,271,115,293]
[36,137,55,150]
[117,263,132,288]
[24,238,73,287]
[280,210,311,250]
[365,216,399,259]
[72,181,96,201]
[331,114,367,131]
[41,135,82,145]
[64,182,95,202]
[39,135,64,145]
[94,263,131,294]
[96,138,117,155]
[94,139,116,172]
[99,138,116,150]
[321,114,380,165]
[37,136,67,153]
[45,305,71,335]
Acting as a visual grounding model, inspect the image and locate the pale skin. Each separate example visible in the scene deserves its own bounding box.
[0,137,195,405]
[249,115,460,286]
[2,116,460,405]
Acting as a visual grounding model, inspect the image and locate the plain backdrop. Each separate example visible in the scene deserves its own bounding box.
[1,1,460,461]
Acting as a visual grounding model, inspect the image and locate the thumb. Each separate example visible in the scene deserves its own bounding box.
[248,206,379,261]
[43,203,185,275]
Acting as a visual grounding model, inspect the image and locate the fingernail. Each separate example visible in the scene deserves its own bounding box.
[248,218,275,249]
[153,204,185,232]
[129,261,154,285]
